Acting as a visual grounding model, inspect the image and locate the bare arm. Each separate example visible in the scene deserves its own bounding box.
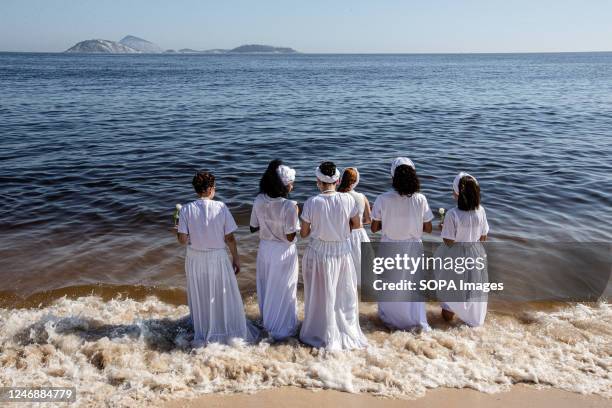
[371,220,382,233]
[423,221,433,234]
[300,220,311,238]
[362,196,372,225]
[224,233,240,274]
[479,235,487,242]
[349,214,361,231]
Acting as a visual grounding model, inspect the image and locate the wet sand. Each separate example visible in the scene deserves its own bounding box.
[165,385,610,408]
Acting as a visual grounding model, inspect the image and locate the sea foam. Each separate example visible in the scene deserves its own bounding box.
[0,296,610,407]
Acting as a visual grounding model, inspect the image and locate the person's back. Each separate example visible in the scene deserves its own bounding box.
[299,161,367,350]
[251,194,299,243]
[373,190,432,242]
[442,206,489,243]
[250,161,300,340]
[438,172,490,327]
[176,171,257,346]
[371,158,433,331]
[302,192,355,242]
[347,190,365,220]
[180,199,236,250]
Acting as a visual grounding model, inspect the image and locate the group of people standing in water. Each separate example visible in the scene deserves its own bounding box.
[175,157,489,349]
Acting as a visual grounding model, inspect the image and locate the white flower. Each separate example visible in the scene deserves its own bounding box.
[439,208,445,215]
[176,203,183,210]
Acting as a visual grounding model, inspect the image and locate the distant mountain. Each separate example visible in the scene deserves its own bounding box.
[65,37,298,54]
[65,39,139,54]
[119,35,163,53]
[229,44,297,54]
[177,45,297,54]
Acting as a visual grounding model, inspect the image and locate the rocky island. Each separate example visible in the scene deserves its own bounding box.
[65,36,297,54]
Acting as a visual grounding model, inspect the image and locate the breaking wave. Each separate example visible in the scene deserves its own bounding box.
[0,296,610,407]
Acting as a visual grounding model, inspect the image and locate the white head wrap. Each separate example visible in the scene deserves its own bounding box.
[453,171,478,194]
[316,166,340,184]
[390,157,415,177]
[340,167,360,190]
[276,165,296,186]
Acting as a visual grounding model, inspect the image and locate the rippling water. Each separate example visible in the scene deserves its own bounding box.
[1,52,611,299]
[1,52,611,406]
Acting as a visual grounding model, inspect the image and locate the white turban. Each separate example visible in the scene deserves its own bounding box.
[390,157,415,177]
[316,166,340,183]
[341,167,360,190]
[453,171,478,194]
[276,165,296,186]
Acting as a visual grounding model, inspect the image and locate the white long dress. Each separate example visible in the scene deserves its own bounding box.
[372,191,434,331]
[178,198,258,346]
[250,194,300,340]
[299,192,368,350]
[346,190,370,287]
[439,206,490,327]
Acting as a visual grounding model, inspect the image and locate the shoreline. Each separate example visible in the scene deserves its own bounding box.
[164,385,610,408]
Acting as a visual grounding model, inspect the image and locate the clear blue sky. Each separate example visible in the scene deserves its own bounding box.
[1,0,611,53]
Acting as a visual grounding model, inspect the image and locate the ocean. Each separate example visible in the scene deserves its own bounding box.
[0,52,610,406]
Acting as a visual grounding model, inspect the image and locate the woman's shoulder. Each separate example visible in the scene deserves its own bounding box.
[253,193,267,205]
[412,192,429,202]
[282,198,298,209]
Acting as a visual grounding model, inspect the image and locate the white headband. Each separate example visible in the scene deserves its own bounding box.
[341,167,360,190]
[453,172,478,194]
[276,165,296,186]
[390,157,415,177]
[316,166,340,184]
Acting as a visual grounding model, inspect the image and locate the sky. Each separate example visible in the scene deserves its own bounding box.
[1,0,611,53]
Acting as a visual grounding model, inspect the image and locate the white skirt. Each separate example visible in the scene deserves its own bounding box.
[185,247,258,346]
[442,302,488,327]
[349,227,370,287]
[299,239,368,350]
[377,240,430,331]
[435,242,488,327]
[256,239,299,340]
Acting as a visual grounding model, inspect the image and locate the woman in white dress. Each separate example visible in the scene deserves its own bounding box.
[371,157,434,331]
[299,161,368,350]
[176,171,258,347]
[337,167,371,286]
[438,172,490,327]
[250,160,300,340]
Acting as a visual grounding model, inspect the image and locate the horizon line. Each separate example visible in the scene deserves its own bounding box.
[1,50,612,55]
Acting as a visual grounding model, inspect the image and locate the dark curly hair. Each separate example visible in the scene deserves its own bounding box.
[192,171,215,195]
[457,176,481,211]
[392,165,420,196]
[318,161,337,183]
[259,159,289,198]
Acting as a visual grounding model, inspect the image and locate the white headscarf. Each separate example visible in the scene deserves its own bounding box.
[453,171,478,194]
[316,166,340,184]
[340,167,360,190]
[276,165,296,186]
[390,157,415,177]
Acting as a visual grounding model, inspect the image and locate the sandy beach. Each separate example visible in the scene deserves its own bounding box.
[165,385,610,408]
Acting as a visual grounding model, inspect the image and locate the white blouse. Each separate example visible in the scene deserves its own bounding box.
[441,206,489,242]
[301,192,358,242]
[249,194,300,243]
[372,191,433,241]
[178,198,238,250]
